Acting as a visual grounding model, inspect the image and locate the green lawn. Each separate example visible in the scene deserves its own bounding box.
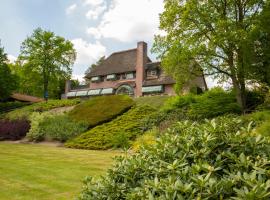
[0,142,120,200]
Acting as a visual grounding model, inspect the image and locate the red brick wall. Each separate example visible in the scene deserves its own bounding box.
[164,84,176,96]
[135,42,147,97]
[90,79,136,90]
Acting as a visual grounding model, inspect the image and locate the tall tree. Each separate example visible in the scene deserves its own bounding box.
[153,0,268,111]
[19,28,76,100]
[0,43,17,100]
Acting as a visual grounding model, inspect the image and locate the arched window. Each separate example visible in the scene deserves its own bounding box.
[115,85,134,96]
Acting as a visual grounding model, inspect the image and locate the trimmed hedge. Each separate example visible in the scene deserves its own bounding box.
[79,116,270,199]
[0,119,30,140]
[69,95,135,127]
[5,99,80,120]
[65,105,156,150]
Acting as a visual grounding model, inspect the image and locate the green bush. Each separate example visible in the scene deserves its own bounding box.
[5,99,80,120]
[69,95,134,128]
[132,129,157,151]
[27,112,88,142]
[65,105,156,150]
[0,101,29,114]
[135,96,170,109]
[162,88,241,120]
[79,116,270,199]
[188,88,241,119]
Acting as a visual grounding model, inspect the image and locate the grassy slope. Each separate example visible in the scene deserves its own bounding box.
[0,142,120,200]
[134,96,170,109]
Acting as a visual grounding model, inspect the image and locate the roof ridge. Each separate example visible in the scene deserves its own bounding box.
[110,48,137,56]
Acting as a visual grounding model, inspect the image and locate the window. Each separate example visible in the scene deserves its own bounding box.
[142,85,163,93]
[126,73,134,79]
[147,70,157,77]
[91,76,101,82]
[106,74,116,80]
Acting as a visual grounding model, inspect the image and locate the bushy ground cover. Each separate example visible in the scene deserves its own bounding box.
[5,99,80,120]
[27,113,88,142]
[0,119,30,140]
[0,142,120,200]
[69,95,135,128]
[79,115,270,199]
[0,101,29,114]
[65,105,156,150]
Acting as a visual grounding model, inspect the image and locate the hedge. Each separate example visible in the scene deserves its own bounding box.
[5,99,80,120]
[68,95,135,128]
[65,105,156,150]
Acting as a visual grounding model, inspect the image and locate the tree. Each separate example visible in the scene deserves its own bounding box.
[84,56,105,76]
[19,28,76,100]
[153,0,268,111]
[0,43,17,100]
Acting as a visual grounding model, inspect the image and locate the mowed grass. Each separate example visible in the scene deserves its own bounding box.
[0,142,120,200]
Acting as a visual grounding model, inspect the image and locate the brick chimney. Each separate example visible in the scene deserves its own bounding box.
[135,41,147,97]
[65,80,71,94]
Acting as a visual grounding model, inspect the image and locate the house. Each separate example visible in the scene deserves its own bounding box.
[64,42,207,98]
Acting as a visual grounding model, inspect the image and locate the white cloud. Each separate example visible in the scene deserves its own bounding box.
[86,4,107,20]
[7,54,17,63]
[66,4,77,15]
[84,0,104,6]
[86,27,102,39]
[71,38,106,66]
[86,0,164,42]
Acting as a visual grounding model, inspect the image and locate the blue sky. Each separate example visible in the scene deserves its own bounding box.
[0,0,163,81]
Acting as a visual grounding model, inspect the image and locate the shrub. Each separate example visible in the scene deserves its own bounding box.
[5,99,80,120]
[65,105,156,150]
[162,94,195,112]
[27,112,88,142]
[132,129,157,151]
[69,95,134,127]
[188,88,241,119]
[79,116,270,199]
[0,101,29,114]
[0,119,30,140]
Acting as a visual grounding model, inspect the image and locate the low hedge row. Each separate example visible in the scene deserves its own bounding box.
[0,101,29,114]
[0,119,30,140]
[65,105,156,150]
[5,99,80,120]
[69,95,135,128]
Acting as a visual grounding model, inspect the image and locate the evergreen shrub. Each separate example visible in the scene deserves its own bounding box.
[65,105,156,150]
[79,116,270,199]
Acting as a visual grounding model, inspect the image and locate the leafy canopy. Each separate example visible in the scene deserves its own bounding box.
[19,28,76,99]
[0,43,17,100]
[153,0,268,110]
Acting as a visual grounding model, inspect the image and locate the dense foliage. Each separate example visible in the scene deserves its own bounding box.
[153,0,270,110]
[5,99,80,120]
[79,116,270,199]
[27,113,88,142]
[66,105,156,150]
[69,95,134,128]
[0,119,30,140]
[18,28,76,99]
[0,44,17,100]
[0,101,29,114]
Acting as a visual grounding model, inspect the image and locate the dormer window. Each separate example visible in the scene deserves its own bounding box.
[126,73,134,79]
[147,70,157,76]
[91,76,101,82]
[106,74,116,80]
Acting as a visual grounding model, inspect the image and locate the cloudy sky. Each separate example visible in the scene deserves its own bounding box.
[0,0,164,81]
